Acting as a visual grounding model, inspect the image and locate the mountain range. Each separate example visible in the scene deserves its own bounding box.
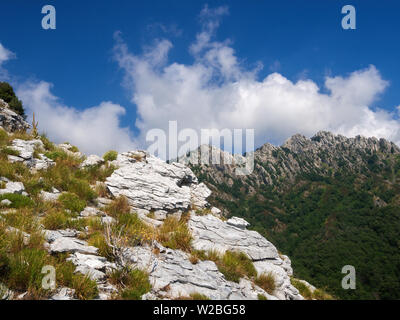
[178,131,400,299]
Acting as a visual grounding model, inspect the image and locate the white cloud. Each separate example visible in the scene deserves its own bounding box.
[16,81,137,155]
[113,5,400,156]
[0,43,15,79]
[0,43,14,65]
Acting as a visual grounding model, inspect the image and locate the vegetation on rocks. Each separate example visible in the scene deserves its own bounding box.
[0,82,25,117]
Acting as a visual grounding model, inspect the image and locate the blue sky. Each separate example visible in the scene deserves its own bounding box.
[1,0,400,156]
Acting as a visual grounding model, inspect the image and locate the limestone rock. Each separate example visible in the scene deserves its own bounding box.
[0,181,25,195]
[188,214,303,300]
[67,253,116,281]
[44,229,78,243]
[123,244,274,300]
[50,287,76,300]
[0,283,13,300]
[49,237,98,255]
[0,199,12,206]
[80,155,104,168]
[106,151,207,211]
[8,139,54,171]
[40,188,61,202]
[0,99,30,132]
[80,207,104,217]
[227,217,250,229]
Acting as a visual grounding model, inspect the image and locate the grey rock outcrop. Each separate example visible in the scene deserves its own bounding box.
[80,155,104,168]
[67,252,116,281]
[8,139,54,171]
[106,151,211,212]
[0,99,30,132]
[123,242,276,300]
[189,214,301,300]
[49,236,98,255]
[0,181,26,195]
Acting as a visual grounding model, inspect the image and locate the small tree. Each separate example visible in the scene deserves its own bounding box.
[0,82,26,118]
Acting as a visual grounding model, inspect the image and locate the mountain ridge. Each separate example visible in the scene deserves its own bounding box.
[177,131,400,299]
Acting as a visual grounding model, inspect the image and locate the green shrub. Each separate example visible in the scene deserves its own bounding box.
[103,150,118,162]
[58,192,86,213]
[0,82,25,117]
[0,193,34,209]
[42,209,70,230]
[258,294,268,300]
[44,150,68,161]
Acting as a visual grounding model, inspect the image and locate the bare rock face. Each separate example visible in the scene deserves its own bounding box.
[8,139,54,171]
[189,214,301,300]
[0,99,30,132]
[67,253,116,281]
[0,181,26,196]
[105,151,211,212]
[80,155,104,168]
[123,243,277,300]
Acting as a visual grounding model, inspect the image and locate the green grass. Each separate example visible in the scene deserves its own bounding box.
[110,267,151,300]
[290,278,312,299]
[39,134,55,151]
[103,150,118,162]
[56,260,98,300]
[1,147,20,157]
[6,248,48,296]
[44,150,68,162]
[157,216,192,252]
[290,277,334,300]
[258,294,268,300]
[217,251,257,283]
[189,293,210,300]
[58,192,86,213]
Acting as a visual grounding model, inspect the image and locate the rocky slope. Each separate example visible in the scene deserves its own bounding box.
[0,99,315,300]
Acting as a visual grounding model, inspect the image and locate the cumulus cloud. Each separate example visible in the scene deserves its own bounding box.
[113,5,400,157]
[0,43,15,79]
[16,81,137,155]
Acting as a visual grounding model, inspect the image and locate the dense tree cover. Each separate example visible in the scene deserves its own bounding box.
[202,156,400,300]
[0,82,25,118]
